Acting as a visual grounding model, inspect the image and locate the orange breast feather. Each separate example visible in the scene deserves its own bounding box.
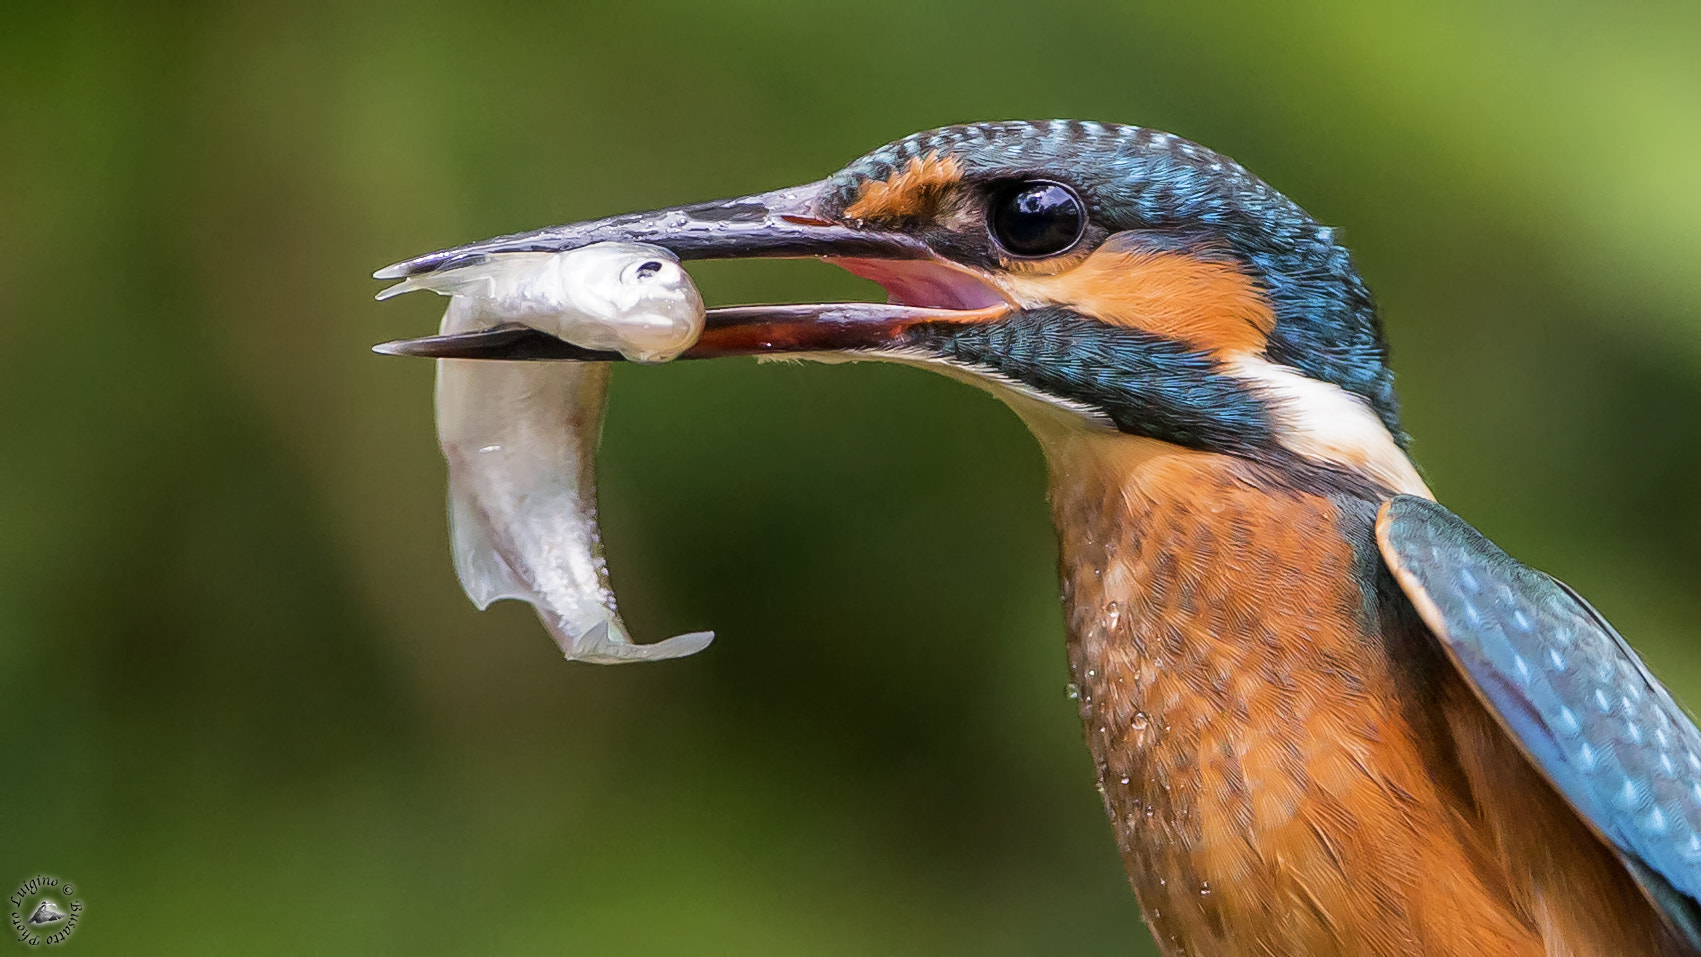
[1046,433,1669,956]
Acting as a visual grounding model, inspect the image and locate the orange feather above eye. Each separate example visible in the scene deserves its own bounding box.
[997,235,1278,357]
[844,152,965,223]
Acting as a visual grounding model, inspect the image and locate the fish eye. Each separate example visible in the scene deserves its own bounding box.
[990,181,1085,258]
[634,260,665,280]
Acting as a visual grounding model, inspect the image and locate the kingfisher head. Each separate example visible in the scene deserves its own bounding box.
[379,120,1426,497]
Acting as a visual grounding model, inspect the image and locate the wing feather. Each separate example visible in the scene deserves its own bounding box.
[1376,495,1701,944]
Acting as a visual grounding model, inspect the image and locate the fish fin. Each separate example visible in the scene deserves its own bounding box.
[446,480,533,610]
[376,253,554,301]
[548,617,716,665]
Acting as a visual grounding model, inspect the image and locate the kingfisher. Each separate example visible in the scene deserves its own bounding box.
[376,121,1701,956]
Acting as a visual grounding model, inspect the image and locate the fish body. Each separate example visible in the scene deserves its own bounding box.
[386,242,710,663]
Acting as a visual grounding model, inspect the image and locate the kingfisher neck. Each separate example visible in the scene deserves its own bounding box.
[1039,430,1390,699]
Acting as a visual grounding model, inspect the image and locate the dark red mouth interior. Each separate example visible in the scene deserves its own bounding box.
[829,258,1009,311]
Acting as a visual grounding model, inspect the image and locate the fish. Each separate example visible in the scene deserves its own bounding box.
[378,242,713,664]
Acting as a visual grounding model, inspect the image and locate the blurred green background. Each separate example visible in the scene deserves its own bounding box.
[3,1,1698,953]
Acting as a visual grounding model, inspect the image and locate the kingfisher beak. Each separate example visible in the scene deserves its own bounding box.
[372,180,1011,360]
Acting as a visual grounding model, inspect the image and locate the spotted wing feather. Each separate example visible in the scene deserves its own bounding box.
[1377,495,1701,943]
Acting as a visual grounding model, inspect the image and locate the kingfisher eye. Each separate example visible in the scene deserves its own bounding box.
[991,181,1085,257]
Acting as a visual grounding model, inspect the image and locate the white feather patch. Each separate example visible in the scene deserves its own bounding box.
[1228,356,1432,498]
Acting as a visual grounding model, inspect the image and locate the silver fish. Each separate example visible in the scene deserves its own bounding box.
[380,242,712,663]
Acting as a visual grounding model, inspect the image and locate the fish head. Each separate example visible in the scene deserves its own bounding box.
[548,242,705,363]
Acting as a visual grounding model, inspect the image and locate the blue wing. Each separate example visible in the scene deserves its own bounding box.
[1377,495,1701,943]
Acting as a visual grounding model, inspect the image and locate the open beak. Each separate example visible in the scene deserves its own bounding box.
[372,180,1011,360]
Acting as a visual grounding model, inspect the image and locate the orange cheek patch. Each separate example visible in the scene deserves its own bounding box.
[1000,236,1277,356]
[844,152,965,223]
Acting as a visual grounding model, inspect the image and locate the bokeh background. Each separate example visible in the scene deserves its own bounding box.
[3,1,1699,952]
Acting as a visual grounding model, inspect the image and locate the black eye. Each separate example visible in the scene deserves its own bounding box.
[991,181,1085,257]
